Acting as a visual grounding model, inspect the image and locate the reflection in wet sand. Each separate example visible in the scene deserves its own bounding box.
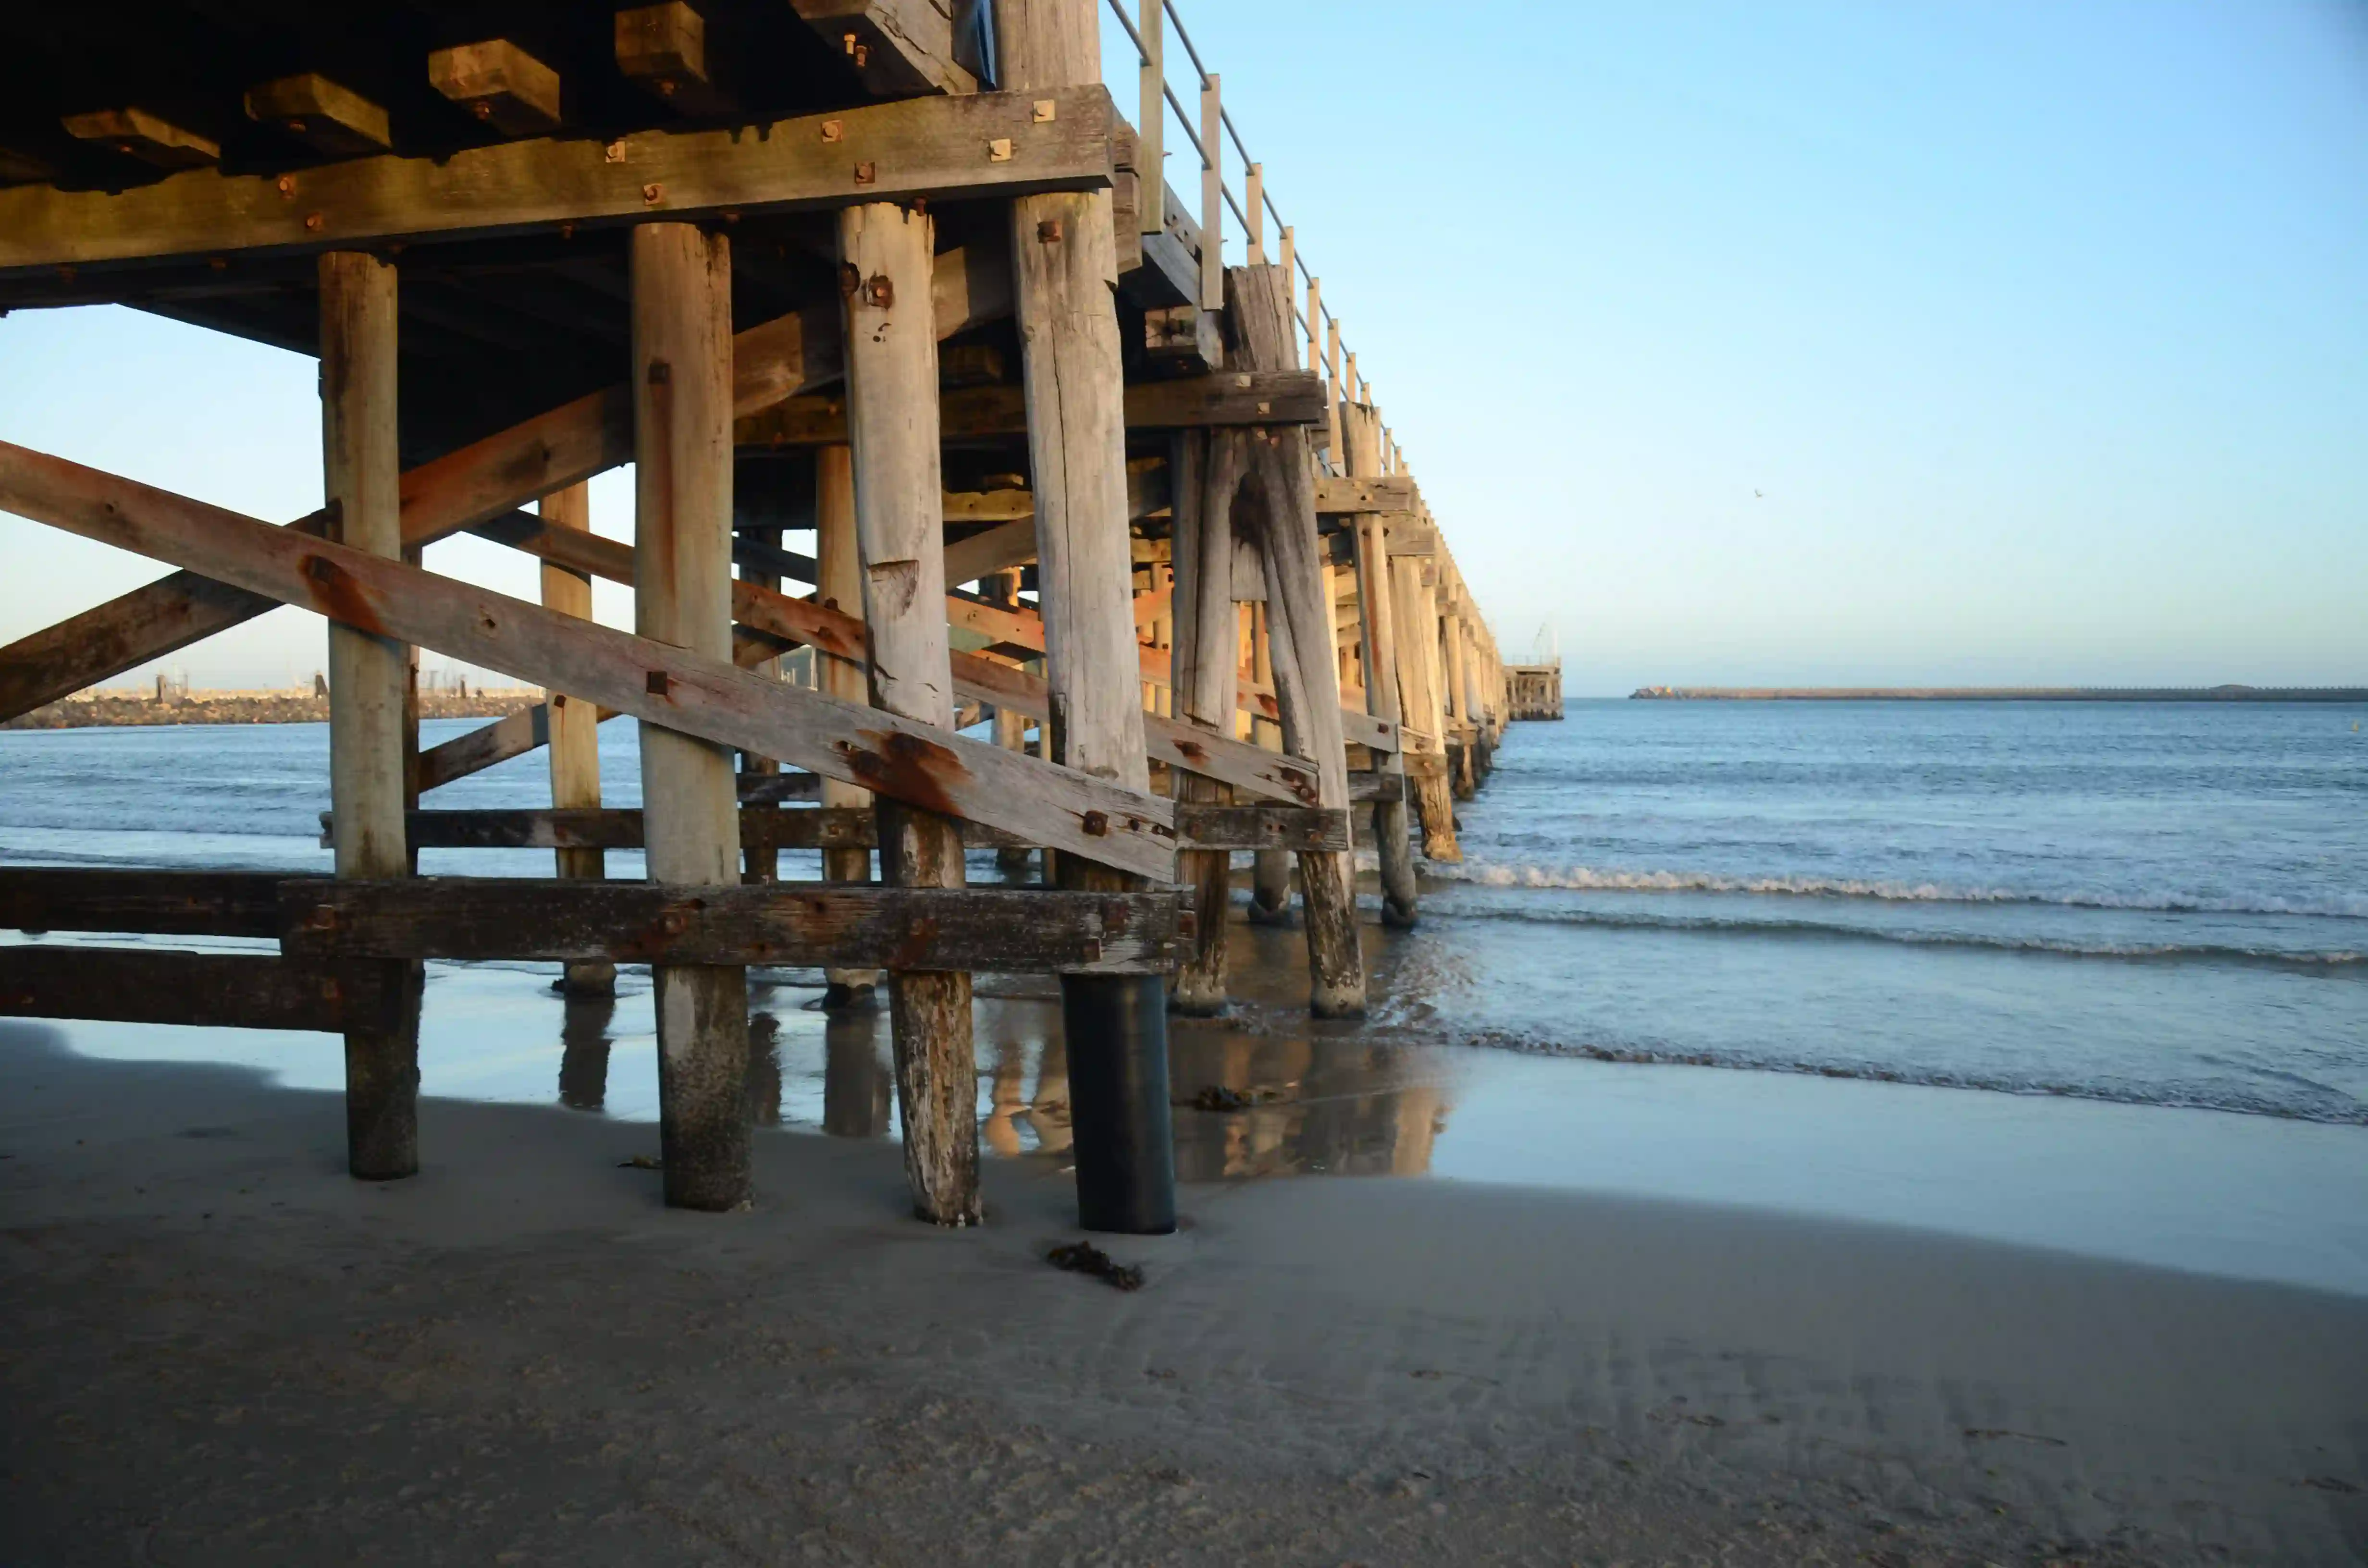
[556,992,616,1111]
[746,1012,784,1127]
[954,994,1453,1180]
[822,1008,891,1138]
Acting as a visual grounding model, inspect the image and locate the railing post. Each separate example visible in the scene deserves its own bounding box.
[1199,70,1222,311]
[1137,0,1163,234]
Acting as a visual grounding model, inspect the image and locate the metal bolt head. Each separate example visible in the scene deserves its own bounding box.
[988,138,1013,163]
[1032,99,1056,123]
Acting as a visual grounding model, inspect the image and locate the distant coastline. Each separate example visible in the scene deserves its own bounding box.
[4,687,542,730]
[1631,685,2368,702]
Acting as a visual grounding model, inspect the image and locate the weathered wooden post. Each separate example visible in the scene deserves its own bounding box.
[1224,263,1365,1016]
[839,199,978,1226]
[815,443,883,1005]
[1393,548,1461,861]
[321,249,419,1179]
[631,221,750,1212]
[1244,601,1295,924]
[1003,0,1175,1234]
[1168,430,1232,1014]
[1346,400,1418,925]
[540,479,617,995]
[986,566,1037,881]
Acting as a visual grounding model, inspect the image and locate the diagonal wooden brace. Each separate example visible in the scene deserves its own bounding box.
[0,441,1179,879]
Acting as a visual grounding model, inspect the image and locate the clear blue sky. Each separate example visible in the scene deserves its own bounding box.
[2,0,2361,693]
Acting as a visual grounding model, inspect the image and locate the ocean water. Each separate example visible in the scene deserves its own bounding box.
[6,703,2368,1289]
[1,702,2363,1127]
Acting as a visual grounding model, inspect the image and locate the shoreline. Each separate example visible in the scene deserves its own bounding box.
[2,1036,2363,1564]
[2,688,542,730]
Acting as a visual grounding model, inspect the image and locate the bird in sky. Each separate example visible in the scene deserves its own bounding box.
[1754,489,1764,499]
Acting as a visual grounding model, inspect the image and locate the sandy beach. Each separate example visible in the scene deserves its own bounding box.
[4,1021,2363,1567]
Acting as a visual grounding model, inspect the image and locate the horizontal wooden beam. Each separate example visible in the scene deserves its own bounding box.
[0,90,1115,279]
[0,442,1181,879]
[280,879,1184,976]
[0,945,395,1033]
[1347,770,1406,803]
[377,800,1343,854]
[736,369,1327,444]
[0,867,296,938]
[1313,475,1419,516]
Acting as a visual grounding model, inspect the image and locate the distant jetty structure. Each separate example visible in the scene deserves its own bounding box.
[1632,686,2368,703]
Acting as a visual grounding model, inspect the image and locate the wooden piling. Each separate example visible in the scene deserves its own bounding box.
[630,220,751,1213]
[1004,0,1175,1236]
[986,565,1037,881]
[814,442,882,1005]
[1223,264,1365,1016]
[320,249,419,1180]
[1168,429,1232,1015]
[1346,401,1419,925]
[1393,552,1461,861]
[839,199,978,1227]
[539,480,616,996]
[1244,600,1295,924]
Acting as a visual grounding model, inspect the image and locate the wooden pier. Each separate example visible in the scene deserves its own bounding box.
[0,0,1527,1230]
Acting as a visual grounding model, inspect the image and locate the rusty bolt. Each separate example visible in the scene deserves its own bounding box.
[988,138,1013,163]
[276,174,296,198]
[1037,218,1063,243]
[1081,810,1109,837]
[854,160,876,184]
[470,99,493,121]
[659,910,688,935]
[641,182,664,204]
[304,212,323,231]
[854,43,869,66]
[646,670,670,696]
[604,139,627,163]
[821,119,843,144]
[865,274,893,308]
[307,904,339,931]
[1032,99,1057,123]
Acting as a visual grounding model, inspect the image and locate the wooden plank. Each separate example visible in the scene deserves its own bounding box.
[0,237,1013,723]
[0,443,1181,878]
[0,868,299,938]
[428,40,567,137]
[791,0,982,98]
[1347,770,1406,804]
[1314,475,1418,516]
[379,800,1335,853]
[0,946,394,1034]
[0,90,1115,278]
[735,369,1327,445]
[244,75,392,158]
[60,109,218,171]
[279,879,1183,976]
[616,2,738,118]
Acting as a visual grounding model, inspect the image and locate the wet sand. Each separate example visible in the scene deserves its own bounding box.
[3,1026,2364,1566]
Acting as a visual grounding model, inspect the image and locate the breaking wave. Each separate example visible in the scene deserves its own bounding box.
[1429,861,2368,921]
